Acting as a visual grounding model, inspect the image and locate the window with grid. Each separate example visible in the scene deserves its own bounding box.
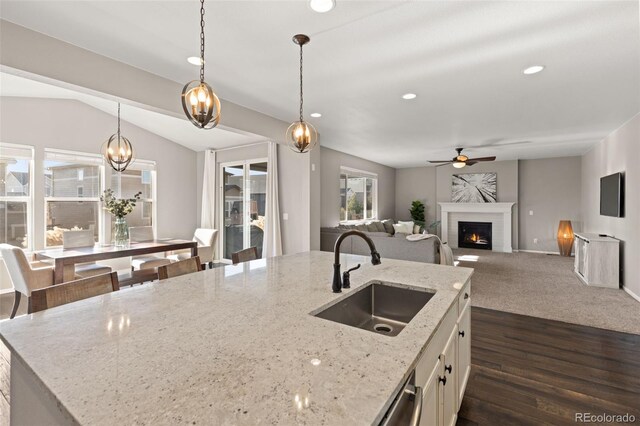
[339,167,378,222]
[0,143,34,250]
[44,149,103,247]
[109,160,156,231]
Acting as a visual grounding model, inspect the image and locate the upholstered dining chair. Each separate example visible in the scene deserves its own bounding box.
[30,272,120,313]
[63,230,112,281]
[231,247,259,265]
[129,226,171,271]
[167,228,218,268]
[0,244,55,318]
[158,256,202,280]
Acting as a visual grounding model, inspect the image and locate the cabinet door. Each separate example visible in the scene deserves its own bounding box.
[442,327,458,426]
[457,304,471,410]
[420,359,441,426]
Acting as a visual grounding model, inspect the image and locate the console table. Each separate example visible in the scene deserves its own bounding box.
[574,233,619,288]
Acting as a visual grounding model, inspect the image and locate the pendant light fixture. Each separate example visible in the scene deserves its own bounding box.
[286,34,317,154]
[103,102,134,172]
[181,0,221,129]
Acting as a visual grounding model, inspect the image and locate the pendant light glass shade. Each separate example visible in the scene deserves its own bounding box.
[103,103,134,172]
[287,34,317,153]
[181,0,221,129]
[181,80,221,129]
[287,120,317,153]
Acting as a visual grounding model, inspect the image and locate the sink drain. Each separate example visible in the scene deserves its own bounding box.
[374,323,393,334]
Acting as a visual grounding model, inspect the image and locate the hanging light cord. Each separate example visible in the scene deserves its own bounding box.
[199,0,206,83]
[299,43,304,123]
[117,102,121,142]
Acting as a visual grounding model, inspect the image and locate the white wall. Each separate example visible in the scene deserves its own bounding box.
[320,147,396,227]
[518,157,583,253]
[582,113,639,297]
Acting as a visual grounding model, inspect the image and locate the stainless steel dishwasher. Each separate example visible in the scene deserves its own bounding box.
[379,371,422,426]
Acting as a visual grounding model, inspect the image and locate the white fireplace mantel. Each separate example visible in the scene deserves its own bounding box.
[439,202,515,253]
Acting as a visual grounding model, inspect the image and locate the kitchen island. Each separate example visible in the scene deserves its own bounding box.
[0,251,473,425]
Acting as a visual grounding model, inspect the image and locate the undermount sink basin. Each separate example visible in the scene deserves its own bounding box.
[312,281,435,337]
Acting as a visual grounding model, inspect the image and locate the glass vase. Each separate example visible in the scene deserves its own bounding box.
[113,216,129,248]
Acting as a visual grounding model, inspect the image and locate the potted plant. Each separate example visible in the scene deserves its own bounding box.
[409,200,426,229]
[100,189,142,248]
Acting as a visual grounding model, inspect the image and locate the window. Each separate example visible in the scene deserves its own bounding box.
[44,149,103,247]
[0,143,34,250]
[109,161,156,231]
[340,167,377,222]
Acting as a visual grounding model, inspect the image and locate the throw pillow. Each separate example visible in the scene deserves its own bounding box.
[355,224,368,232]
[398,220,415,234]
[413,224,422,234]
[392,224,406,234]
[374,221,386,233]
[366,222,379,232]
[381,219,395,234]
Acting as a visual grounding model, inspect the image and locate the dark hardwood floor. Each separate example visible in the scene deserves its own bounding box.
[458,307,640,425]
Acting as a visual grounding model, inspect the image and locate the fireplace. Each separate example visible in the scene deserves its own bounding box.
[458,221,492,250]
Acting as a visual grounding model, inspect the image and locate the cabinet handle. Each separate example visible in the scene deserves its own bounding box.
[438,376,447,386]
[464,293,469,300]
[445,364,452,374]
[459,330,465,337]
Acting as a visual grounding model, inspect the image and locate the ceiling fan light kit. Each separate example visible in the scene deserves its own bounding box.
[181,0,221,130]
[428,148,496,168]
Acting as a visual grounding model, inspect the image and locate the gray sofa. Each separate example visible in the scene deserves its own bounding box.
[320,224,439,264]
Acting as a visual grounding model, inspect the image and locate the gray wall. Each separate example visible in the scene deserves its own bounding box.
[321,147,396,227]
[0,97,198,247]
[518,157,582,253]
[395,167,437,224]
[582,113,639,297]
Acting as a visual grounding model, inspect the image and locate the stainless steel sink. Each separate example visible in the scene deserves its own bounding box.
[312,281,435,337]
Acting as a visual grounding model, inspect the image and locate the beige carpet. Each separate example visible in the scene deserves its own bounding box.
[454,248,640,335]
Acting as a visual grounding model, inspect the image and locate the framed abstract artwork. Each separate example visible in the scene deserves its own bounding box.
[452,173,497,203]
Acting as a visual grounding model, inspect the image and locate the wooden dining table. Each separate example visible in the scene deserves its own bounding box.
[34,239,198,284]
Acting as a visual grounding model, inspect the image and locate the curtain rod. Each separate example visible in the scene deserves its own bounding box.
[206,141,271,153]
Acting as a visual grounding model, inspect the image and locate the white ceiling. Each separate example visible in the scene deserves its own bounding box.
[1,1,638,167]
[0,73,264,151]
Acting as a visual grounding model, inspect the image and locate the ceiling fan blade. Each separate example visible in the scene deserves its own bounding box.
[465,161,478,166]
[428,160,453,163]
[466,156,496,162]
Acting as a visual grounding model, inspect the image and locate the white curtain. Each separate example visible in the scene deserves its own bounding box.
[200,149,216,229]
[263,142,283,257]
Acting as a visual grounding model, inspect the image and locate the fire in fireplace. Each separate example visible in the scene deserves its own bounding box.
[458,221,492,250]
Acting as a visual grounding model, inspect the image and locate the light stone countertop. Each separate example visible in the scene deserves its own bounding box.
[0,251,473,425]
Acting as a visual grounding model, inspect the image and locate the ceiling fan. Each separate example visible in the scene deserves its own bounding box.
[428,148,496,169]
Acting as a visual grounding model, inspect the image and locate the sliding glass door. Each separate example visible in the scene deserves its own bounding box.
[221,159,267,261]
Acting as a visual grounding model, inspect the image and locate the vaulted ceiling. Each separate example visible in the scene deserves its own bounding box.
[1,1,638,167]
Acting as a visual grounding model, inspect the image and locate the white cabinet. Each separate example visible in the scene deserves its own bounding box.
[441,327,458,426]
[574,233,620,288]
[413,281,471,426]
[457,304,471,410]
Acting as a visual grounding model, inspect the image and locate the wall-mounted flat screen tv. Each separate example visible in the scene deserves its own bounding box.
[600,172,624,217]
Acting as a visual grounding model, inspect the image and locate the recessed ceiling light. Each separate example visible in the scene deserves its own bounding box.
[187,56,204,66]
[523,65,545,75]
[309,0,335,13]
[310,112,322,118]
[402,93,417,100]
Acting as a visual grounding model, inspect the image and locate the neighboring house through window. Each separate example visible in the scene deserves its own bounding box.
[44,149,103,247]
[0,143,34,250]
[340,167,378,222]
[109,160,156,233]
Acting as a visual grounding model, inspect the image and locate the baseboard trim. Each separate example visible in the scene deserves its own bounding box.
[518,249,566,256]
[623,286,640,303]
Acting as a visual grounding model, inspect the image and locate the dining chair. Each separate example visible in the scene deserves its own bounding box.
[129,226,171,271]
[30,272,120,313]
[0,244,55,318]
[231,247,259,265]
[167,228,218,268]
[158,256,202,280]
[63,230,112,281]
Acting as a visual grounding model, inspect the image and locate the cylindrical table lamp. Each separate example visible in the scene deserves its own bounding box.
[557,220,574,257]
